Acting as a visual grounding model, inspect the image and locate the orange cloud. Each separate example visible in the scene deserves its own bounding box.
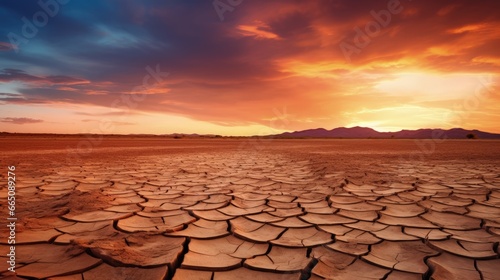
[237,22,280,39]
[1,0,499,134]
[0,117,43,124]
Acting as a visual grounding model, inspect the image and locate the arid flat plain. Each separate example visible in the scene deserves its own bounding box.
[1,136,499,279]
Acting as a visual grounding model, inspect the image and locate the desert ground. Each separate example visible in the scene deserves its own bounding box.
[1,136,499,279]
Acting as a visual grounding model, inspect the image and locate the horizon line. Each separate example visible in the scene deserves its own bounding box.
[1,126,499,137]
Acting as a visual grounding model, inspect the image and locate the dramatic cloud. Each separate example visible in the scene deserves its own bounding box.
[0,0,499,134]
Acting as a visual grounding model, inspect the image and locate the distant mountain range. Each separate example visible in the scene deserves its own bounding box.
[273,127,500,139]
[2,127,499,139]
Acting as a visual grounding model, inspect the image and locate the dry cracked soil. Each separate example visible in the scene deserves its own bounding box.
[0,136,499,280]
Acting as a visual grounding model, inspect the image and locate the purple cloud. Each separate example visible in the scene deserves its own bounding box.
[0,117,44,124]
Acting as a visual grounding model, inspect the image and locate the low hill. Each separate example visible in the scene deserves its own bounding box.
[274,127,500,139]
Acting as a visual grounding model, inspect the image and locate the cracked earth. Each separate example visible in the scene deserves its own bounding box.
[0,138,499,279]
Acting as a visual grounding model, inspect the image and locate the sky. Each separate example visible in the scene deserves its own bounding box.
[0,0,499,135]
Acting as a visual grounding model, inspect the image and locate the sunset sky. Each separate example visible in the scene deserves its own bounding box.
[1,0,499,135]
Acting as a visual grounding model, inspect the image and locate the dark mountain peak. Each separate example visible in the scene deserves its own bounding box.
[274,127,500,139]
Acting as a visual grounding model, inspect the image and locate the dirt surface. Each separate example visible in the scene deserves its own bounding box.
[0,136,499,279]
